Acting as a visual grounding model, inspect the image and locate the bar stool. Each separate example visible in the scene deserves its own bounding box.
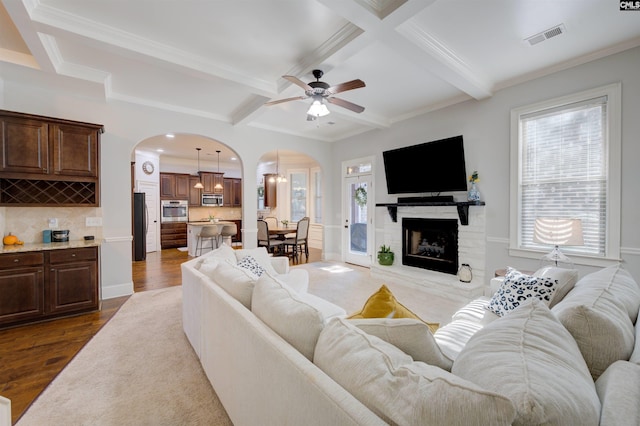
[196,225,220,256]
[220,223,238,247]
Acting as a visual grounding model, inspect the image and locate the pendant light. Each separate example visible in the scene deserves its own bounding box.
[194,148,204,189]
[268,150,287,183]
[214,150,223,190]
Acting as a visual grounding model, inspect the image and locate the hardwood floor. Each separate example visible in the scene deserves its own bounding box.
[1,245,321,424]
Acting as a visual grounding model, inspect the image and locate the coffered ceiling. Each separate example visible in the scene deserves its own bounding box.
[1,0,639,142]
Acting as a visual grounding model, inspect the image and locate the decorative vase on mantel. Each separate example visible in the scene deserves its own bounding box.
[467,182,481,203]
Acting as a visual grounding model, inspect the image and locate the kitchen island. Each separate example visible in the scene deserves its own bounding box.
[186,221,235,257]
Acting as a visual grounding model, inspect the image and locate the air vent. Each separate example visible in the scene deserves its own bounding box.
[525,24,566,46]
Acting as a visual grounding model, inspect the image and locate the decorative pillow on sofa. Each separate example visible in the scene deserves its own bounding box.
[487,267,557,316]
[314,318,516,426]
[532,266,578,307]
[234,247,278,276]
[236,255,265,277]
[207,259,259,309]
[251,272,346,361]
[349,318,453,371]
[595,361,640,426]
[198,243,237,268]
[453,299,601,426]
[552,265,639,380]
[347,285,439,333]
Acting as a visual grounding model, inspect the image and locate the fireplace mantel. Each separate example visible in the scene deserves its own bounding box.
[376,201,485,225]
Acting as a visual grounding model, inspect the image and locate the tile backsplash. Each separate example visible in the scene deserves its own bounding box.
[2,207,103,243]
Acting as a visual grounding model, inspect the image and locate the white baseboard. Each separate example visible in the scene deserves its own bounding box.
[101,281,134,300]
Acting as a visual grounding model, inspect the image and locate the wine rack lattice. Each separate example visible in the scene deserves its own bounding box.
[0,178,96,205]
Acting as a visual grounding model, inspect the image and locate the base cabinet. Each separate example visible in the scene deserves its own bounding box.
[0,247,99,329]
[161,223,188,249]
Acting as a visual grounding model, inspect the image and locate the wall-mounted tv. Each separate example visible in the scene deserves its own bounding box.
[382,135,467,194]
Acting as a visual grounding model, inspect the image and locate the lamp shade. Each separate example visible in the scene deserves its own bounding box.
[533,218,584,246]
[307,100,330,117]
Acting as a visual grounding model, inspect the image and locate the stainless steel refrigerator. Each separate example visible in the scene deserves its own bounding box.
[133,192,147,261]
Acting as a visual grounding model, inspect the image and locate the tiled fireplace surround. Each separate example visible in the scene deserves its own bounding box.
[372,205,487,302]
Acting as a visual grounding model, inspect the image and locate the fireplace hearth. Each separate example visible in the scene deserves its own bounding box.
[402,218,458,274]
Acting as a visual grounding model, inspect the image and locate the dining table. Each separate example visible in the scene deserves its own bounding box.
[268,228,295,240]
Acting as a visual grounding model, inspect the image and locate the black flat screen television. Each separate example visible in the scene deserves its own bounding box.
[383,135,467,194]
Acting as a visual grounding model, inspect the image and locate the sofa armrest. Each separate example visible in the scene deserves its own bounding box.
[270,257,290,275]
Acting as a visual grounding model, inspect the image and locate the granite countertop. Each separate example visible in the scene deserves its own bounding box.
[0,239,102,254]
[187,220,235,225]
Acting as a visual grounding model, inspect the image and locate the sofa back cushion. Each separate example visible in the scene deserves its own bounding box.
[349,318,453,371]
[453,299,601,426]
[595,361,640,426]
[532,266,578,307]
[552,265,639,379]
[251,272,345,361]
[314,318,516,426]
[201,259,257,309]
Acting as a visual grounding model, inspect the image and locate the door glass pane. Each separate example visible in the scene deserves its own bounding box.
[349,181,367,254]
[313,170,322,223]
[290,172,307,222]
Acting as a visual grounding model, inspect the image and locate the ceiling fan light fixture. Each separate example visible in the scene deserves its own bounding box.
[307,99,330,117]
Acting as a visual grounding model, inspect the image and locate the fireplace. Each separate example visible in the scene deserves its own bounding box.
[402,218,458,275]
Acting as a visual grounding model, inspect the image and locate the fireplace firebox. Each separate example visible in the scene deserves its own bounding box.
[402,218,458,274]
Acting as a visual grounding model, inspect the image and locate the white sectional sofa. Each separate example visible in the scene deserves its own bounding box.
[182,246,640,425]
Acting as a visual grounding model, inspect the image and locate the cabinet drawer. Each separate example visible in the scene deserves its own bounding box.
[48,247,97,264]
[0,252,44,269]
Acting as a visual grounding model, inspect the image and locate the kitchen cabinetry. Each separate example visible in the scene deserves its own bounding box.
[0,246,99,329]
[189,176,201,206]
[161,222,188,249]
[223,178,242,207]
[229,219,242,244]
[263,174,277,208]
[160,173,190,200]
[0,109,103,206]
[201,172,224,194]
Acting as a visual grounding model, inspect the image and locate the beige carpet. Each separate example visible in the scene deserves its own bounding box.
[17,286,232,426]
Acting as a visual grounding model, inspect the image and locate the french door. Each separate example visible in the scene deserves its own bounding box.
[343,158,373,266]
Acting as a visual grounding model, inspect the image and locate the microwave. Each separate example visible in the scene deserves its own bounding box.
[202,193,223,206]
[161,199,188,223]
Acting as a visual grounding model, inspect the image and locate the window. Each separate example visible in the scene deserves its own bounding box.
[289,171,308,222]
[312,168,322,224]
[510,84,621,264]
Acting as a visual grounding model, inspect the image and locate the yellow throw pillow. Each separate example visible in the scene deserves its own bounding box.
[348,285,439,333]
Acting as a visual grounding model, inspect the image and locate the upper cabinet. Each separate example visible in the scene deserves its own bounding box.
[0,109,103,206]
[263,174,277,208]
[201,172,224,194]
[188,176,201,206]
[223,178,242,207]
[160,172,191,200]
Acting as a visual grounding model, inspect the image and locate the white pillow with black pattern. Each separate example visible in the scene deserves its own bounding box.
[236,255,266,277]
[487,267,558,317]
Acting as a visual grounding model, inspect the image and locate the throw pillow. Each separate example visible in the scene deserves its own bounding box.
[234,247,278,276]
[453,299,601,426]
[347,284,439,333]
[486,267,557,316]
[532,266,578,307]
[314,318,516,426]
[236,255,265,277]
[251,272,346,361]
[201,243,236,265]
[349,318,453,370]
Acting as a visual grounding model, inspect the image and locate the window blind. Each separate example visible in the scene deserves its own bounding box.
[519,96,607,256]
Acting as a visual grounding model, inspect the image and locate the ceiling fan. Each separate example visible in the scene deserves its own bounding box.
[265,69,366,119]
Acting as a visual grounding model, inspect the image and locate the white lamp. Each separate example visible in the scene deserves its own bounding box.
[307,99,330,118]
[533,218,584,267]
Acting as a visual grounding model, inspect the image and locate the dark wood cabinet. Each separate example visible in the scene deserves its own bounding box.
[229,219,242,243]
[0,246,99,329]
[160,173,191,200]
[223,178,242,207]
[189,176,201,206]
[0,109,103,206]
[201,172,224,194]
[263,174,277,207]
[161,222,188,249]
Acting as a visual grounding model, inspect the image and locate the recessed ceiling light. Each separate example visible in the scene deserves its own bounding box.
[230,157,237,161]
[165,133,175,138]
[157,148,164,152]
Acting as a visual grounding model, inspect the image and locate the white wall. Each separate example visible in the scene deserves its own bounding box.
[0,76,333,299]
[329,46,640,282]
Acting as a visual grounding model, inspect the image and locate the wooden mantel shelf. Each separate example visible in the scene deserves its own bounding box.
[376,201,485,225]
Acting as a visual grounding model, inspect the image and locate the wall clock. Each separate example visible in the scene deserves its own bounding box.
[142,160,155,175]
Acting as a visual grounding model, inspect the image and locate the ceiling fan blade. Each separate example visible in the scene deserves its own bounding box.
[326,79,365,95]
[283,75,313,91]
[326,97,365,113]
[264,96,308,106]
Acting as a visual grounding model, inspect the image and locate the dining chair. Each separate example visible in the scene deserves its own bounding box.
[257,219,284,254]
[196,225,220,256]
[283,217,310,263]
[263,216,278,230]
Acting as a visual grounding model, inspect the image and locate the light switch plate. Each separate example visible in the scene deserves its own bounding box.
[48,218,58,228]
[86,217,103,227]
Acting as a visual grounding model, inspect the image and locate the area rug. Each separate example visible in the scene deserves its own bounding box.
[17,287,232,426]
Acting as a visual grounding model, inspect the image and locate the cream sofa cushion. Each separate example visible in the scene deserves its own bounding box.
[453,299,600,426]
[251,272,345,361]
[203,259,257,309]
[235,246,278,276]
[349,318,453,371]
[433,319,485,361]
[451,296,499,325]
[552,265,639,380]
[631,306,640,365]
[595,361,640,426]
[200,243,237,266]
[532,266,578,307]
[314,318,516,426]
